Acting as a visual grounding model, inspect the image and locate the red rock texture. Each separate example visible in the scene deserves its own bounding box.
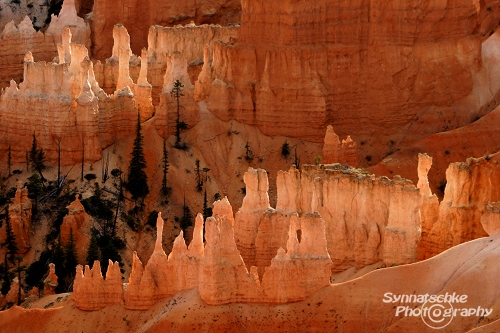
[7,183,32,254]
[90,0,241,59]
[199,0,500,167]
[59,194,91,263]
[43,263,58,296]
[0,26,139,165]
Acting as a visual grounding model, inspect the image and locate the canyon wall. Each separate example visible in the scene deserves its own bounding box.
[90,0,241,59]
[197,0,500,164]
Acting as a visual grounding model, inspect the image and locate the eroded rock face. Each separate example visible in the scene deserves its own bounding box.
[43,263,58,295]
[0,25,138,165]
[421,157,495,258]
[8,183,32,254]
[276,165,422,270]
[0,0,91,90]
[72,261,123,310]
[5,277,24,305]
[90,0,241,59]
[200,0,499,165]
[60,194,91,263]
[322,126,358,166]
[73,181,333,309]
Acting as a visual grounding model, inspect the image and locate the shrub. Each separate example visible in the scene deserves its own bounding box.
[84,173,97,181]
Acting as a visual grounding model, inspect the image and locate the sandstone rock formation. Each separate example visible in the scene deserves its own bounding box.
[0,0,91,89]
[2,233,500,332]
[8,183,32,253]
[92,23,238,117]
[0,24,138,165]
[0,0,63,31]
[420,156,494,258]
[72,260,123,310]
[90,0,241,59]
[73,184,333,310]
[195,0,500,168]
[5,277,24,305]
[43,263,58,295]
[415,154,440,260]
[60,194,91,262]
[482,202,500,235]
[276,165,422,271]
[73,163,437,310]
[322,125,358,166]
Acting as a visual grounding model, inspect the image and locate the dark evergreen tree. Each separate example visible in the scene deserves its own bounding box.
[27,173,43,215]
[244,141,254,161]
[125,113,149,201]
[161,139,170,196]
[0,264,13,296]
[3,215,18,266]
[7,146,11,177]
[202,188,212,219]
[86,235,100,266]
[64,229,78,281]
[171,80,188,149]
[180,200,193,242]
[99,238,122,276]
[52,236,65,293]
[14,257,26,305]
[281,140,290,158]
[29,134,46,180]
[195,159,203,192]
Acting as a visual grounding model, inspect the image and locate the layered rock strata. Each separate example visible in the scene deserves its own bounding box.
[73,163,432,310]
[275,165,422,271]
[90,0,241,59]
[420,156,496,258]
[198,0,500,160]
[0,26,139,164]
[0,0,90,89]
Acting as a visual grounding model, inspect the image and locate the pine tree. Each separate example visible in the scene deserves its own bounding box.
[7,146,11,177]
[29,134,46,180]
[0,263,13,296]
[86,235,100,266]
[195,159,203,192]
[14,257,26,305]
[171,80,188,149]
[52,236,65,293]
[3,215,18,266]
[125,113,149,201]
[64,229,78,280]
[202,188,212,218]
[161,139,170,196]
[27,173,43,215]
